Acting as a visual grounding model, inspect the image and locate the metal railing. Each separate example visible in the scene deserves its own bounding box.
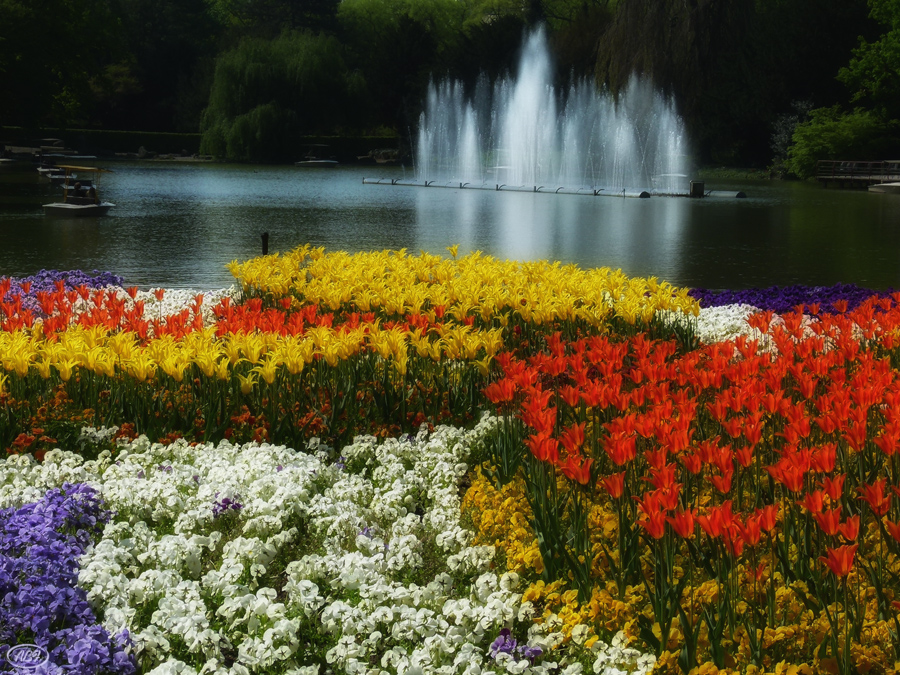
[816,160,900,183]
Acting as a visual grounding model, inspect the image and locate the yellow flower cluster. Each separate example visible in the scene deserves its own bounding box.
[460,466,544,574]
[0,321,507,386]
[227,245,700,326]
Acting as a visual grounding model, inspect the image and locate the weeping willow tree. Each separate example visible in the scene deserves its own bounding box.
[200,31,360,162]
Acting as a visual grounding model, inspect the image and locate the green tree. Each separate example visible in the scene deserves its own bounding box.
[200,31,358,161]
[594,0,872,165]
[337,0,469,128]
[785,0,900,177]
[785,106,900,177]
[94,0,221,132]
[838,0,900,117]
[0,0,124,129]
[208,0,340,39]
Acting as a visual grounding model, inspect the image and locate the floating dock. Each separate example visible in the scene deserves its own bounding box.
[362,178,746,199]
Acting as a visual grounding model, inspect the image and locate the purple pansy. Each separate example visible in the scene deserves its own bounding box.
[690,283,893,315]
[488,628,542,662]
[0,484,136,675]
[212,493,244,519]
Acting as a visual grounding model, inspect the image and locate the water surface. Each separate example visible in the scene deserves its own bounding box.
[1,161,899,291]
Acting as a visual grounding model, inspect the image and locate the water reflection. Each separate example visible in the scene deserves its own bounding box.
[2,163,900,290]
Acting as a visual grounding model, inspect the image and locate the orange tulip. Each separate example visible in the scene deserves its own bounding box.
[838,515,859,541]
[819,543,858,577]
[667,509,695,539]
[560,455,593,485]
[859,479,892,517]
[814,508,842,537]
[600,471,626,499]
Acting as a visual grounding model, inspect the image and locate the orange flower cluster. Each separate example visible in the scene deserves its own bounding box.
[483,296,900,672]
[0,278,208,338]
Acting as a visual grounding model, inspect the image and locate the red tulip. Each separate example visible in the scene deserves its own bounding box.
[859,479,892,517]
[885,518,900,544]
[604,432,637,466]
[667,509,695,539]
[819,543,858,577]
[838,515,860,541]
[560,455,593,485]
[600,471,625,499]
[525,433,559,465]
[819,474,845,502]
[797,490,825,514]
[814,508,842,536]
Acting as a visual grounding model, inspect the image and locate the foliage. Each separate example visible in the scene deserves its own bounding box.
[207,0,340,37]
[784,106,900,178]
[0,0,125,128]
[839,0,900,117]
[336,0,469,128]
[199,32,358,161]
[594,0,873,165]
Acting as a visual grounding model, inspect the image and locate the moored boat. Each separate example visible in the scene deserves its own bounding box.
[869,182,900,194]
[43,165,115,217]
[295,144,338,167]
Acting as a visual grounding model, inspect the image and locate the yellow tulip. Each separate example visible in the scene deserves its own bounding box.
[474,354,493,377]
[253,356,279,385]
[34,358,53,379]
[124,353,157,382]
[214,357,231,381]
[238,372,258,395]
[160,355,188,382]
[239,333,266,364]
[55,358,79,382]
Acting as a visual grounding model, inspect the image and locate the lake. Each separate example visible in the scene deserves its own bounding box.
[2,160,900,291]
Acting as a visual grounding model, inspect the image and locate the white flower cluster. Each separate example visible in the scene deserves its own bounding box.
[0,416,654,675]
[137,287,241,328]
[660,303,776,346]
[693,303,764,344]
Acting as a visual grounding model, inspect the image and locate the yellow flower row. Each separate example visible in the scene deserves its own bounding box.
[0,320,505,387]
[226,245,700,325]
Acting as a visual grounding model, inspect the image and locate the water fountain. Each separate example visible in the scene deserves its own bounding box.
[367,27,693,198]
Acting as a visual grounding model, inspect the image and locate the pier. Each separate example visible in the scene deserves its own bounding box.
[816,160,900,188]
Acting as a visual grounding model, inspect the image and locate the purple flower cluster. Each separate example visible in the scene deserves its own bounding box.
[212,493,243,519]
[0,484,136,675]
[488,628,542,661]
[689,283,893,315]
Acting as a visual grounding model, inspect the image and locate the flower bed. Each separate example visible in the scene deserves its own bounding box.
[1,248,898,675]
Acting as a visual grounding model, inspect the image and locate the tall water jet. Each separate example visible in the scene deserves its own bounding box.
[416,27,691,195]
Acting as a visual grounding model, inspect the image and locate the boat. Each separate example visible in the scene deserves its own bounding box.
[869,182,900,194]
[42,165,115,217]
[295,144,338,167]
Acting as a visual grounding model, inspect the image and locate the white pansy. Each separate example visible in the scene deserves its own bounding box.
[4,413,655,674]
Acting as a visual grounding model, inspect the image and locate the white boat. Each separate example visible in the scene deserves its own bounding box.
[295,144,338,167]
[43,165,115,217]
[869,182,900,193]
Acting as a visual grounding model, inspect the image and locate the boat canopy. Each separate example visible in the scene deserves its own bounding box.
[55,165,113,173]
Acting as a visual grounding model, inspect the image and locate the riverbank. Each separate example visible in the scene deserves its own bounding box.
[1,127,404,165]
